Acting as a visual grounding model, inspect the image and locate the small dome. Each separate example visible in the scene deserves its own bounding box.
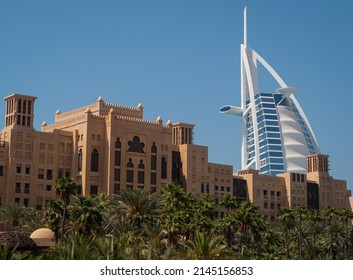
[137,103,143,109]
[97,96,103,102]
[166,120,171,125]
[55,109,61,115]
[41,121,47,127]
[30,228,55,247]
[30,228,55,239]
[0,231,36,250]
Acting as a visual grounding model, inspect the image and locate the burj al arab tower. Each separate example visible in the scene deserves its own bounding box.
[220,7,320,176]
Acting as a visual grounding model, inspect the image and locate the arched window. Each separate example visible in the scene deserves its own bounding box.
[161,157,167,179]
[91,149,99,172]
[127,158,134,183]
[151,143,157,154]
[78,149,82,171]
[115,137,121,149]
[138,160,145,184]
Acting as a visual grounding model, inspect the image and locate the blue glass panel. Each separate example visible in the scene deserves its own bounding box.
[259,93,273,97]
[257,115,264,123]
[270,164,284,170]
[261,165,270,172]
[264,115,278,120]
[260,152,268,160]
[269,158,284,163]
[264,109,277,114]
[265,121,279,126]
[269,152,283,157]
[269,145,282,151]
[260,146,268,154]
[262,103,275,108]
[259,139,267,147]
[267,133,280,138]
[268,139,281,144]
[261,97,274,103]
[266,126,280,132]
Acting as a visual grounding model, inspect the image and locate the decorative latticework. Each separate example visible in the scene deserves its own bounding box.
[0,231,36,250]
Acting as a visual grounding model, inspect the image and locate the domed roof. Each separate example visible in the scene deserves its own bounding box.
[0,231,36,250]
[30,228,55,247]
[30,228,55,239]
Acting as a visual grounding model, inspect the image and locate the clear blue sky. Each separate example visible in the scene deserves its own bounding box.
[1,0,352,190]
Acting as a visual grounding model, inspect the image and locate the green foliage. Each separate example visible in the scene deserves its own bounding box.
[1,184,353,260]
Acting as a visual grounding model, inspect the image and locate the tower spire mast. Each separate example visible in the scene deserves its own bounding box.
[244,6,247,48]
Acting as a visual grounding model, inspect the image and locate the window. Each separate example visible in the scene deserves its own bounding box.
[36,197,43,211]
[138,160,144,184]
[161,157,167,179]
[113,149,121,166]
[15,198,20,204]
[263,202,268,209]
[91,149,99,172]
[151,172,157,185]
[58,169,64,179]
[127,159,134,183]
[292,173,296,182]
[25,166,30,175]
[221,186,225,192]
[201,184,204,193]
[226,187,230,192]
[270,203,275,209]
[277,191,281,197]
[46,185,52,192]
[0,166,3,176]
[38,169,44,179]
[263,190,268,196]
[90,185,98,195]
[24,183,30,194]
[16,165,22,174]
[151,155,157,170]
[114,168,120,182]
[47,169,53,180]
[115,138,121,149]
[271,191,275,196]
[114,183,120,194]
[151,143,157,154]
[15,182,21,193]
[23,198,29,207]
[78,149,82,171]
[215,186,219,191]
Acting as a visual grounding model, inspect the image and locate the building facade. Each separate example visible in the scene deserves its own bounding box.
[0,94,233,212]
[234,154,352,222]
[0,94,352,222]
[220,7,319,176]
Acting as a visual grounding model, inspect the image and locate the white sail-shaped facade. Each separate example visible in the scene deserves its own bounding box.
[220,7,319,175]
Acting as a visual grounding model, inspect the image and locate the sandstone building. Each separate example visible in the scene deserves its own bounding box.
[0,94,351,222]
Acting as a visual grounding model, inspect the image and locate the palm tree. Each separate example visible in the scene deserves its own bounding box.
[70,195,104,235]
[235,200,259,249]
[338,208,353,258]
[53,177,76,244]
[44,198,64,244]
[276,207,294,259]
[293,205,307,259]
[220,195,238,213]
[111,189,163,228]
[218,212,238,248]
[306,209,321,259]
[185,231,226,260]
[0,202,39,231]
[321,205,338,259]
